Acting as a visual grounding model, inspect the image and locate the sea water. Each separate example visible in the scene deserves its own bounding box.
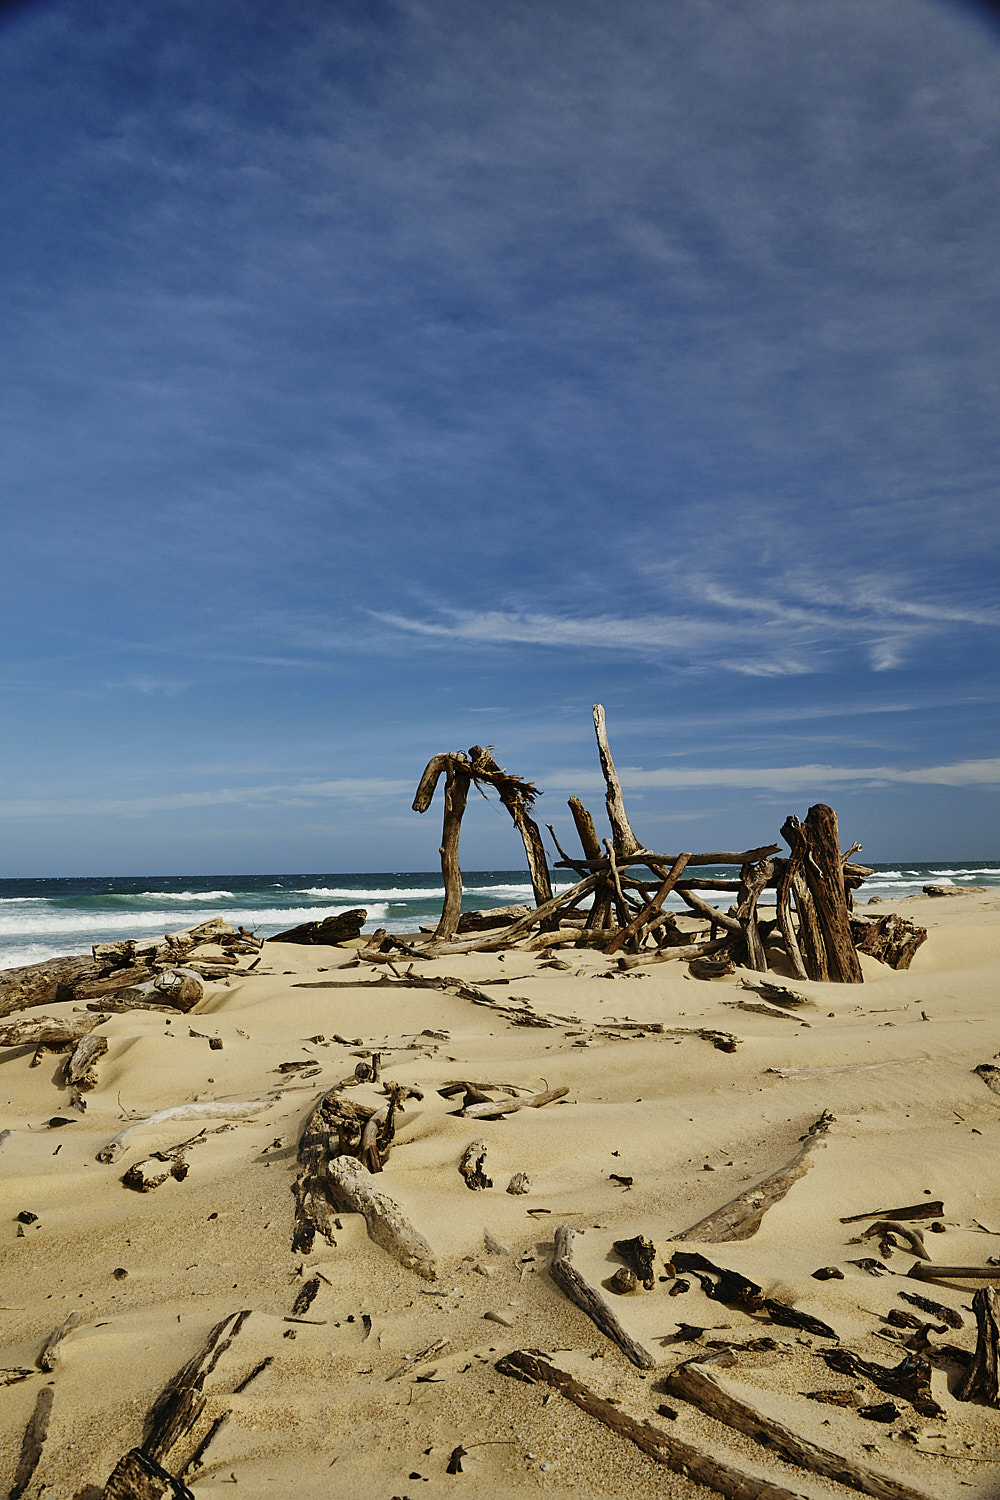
[1,864,998,973]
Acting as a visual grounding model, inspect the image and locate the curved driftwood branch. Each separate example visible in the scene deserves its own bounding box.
[97,1100,273,1164]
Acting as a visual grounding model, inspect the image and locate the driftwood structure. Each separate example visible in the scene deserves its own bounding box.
[411,705,876,981]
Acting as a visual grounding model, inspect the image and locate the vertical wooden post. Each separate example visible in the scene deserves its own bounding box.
[800,804,864,983]
[592,704,641,859]
[773,857,808,982]
[435,756,471,941]
[569,796,612,931]
[735,857,774,973]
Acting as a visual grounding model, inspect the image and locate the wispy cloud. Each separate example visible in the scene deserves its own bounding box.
[547,759,1000,795]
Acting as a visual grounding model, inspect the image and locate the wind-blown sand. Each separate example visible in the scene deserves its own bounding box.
[3,890,1000,1498]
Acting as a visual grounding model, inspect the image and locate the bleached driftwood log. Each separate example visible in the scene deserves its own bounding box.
[64,1032,109,1090]
[97,1100,272,1164]
[675,1114,833,1242]
[550,1224,655,1368]
[324,1156,437,1279]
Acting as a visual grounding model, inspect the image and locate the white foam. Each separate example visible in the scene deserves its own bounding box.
[297,886,447,901]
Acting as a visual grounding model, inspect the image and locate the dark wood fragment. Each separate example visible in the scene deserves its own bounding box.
[840,1200,943,1224]
[898,1289,963,1329]
[103,1448,195,1498]
[822,1348,942,1418]
[672,1250,836,1339]
[955,1286,1000,1406]
[613,1235,657,1290]
[268,910,366,945]
[143,1310,251,1466]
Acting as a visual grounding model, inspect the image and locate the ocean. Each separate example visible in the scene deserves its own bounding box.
[1,863,998,973]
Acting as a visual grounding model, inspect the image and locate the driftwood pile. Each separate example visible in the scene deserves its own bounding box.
[0,918,262,1022]
[405,704,925,982]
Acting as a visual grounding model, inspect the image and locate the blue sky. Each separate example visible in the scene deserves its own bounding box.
[1,0,998,876]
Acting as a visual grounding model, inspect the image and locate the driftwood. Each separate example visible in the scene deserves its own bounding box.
[851,913,927,970]
[65,1032,109,1090]
[38,1309,81,1370]
[97,1100,272,1164]
[0,1013,103,1056]
[955,1286,1000,1405]
[604,853,691,955]
[593,704,641,859]
[386,1336,450,1382]
[549,1225,655,1368]
[269,909,366,945]
[142,1309,250,1469]
[9,1384,55,1500]
[664,1358,933,1500]
[103,1449,195,1498]
[735,857,775,972]
[907,1262,1000,1281]
[782,807,863,982]
[471,746,552,904]
[840,1200,944,1225]
[857,1221,929,1260]
[613,1235,656,1290]
[673,1250,836,1338]
[324,1156,437,1279]
[462,1085,568,1120]
[458,1140,492,1189]
[496,1348,811,1500]
[675,1113,833,1242]
[898,1290,963,1328]
[822,1347,942,1418]
[0,920,255,1020]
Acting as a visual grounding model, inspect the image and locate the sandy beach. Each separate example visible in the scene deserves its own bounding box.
[3,888,1000,1498]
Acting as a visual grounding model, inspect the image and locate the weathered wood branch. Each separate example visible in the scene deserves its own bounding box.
[462,1085,568,1119]
[677,887,743,935]
[955,1286,1000,1406]
[97,1100,273,1164]
[664,1359,933,1500]
[592,703,642,858]
[143,1310,251,1468]
[674,1114,834,1242]
[550,1224,655,1368]
[103,1448,195,1498]
[553,845,782,871]
[496,1348,811,1500]
[735,857,774,973]
[605,853,691,955]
